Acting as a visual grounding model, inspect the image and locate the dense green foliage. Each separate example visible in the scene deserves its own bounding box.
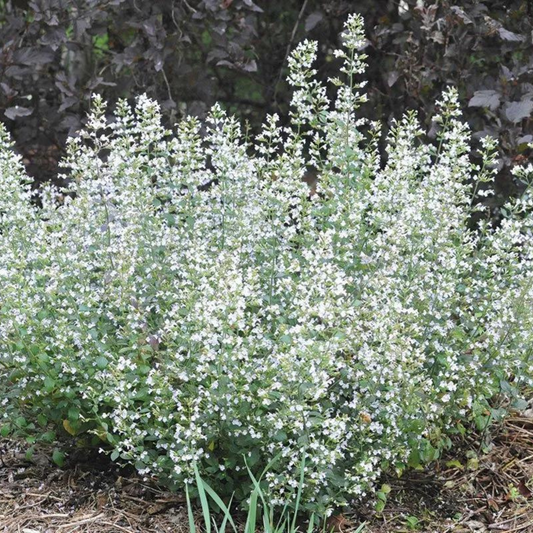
[1,15,533,514]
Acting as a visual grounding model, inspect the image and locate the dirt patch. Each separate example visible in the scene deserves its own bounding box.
[0,442,187,532]
[1,414,532,533]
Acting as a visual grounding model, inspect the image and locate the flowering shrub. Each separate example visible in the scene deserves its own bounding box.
[1,15,532,513]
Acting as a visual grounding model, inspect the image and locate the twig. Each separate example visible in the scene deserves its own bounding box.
[506,521,533,533]
[26,492,63,501]
[101,520,135,532]
[489,509,530,529]
[39,512,70,518]
[273,0,310,103]
[162,68,173,103]
[56,513,105,529]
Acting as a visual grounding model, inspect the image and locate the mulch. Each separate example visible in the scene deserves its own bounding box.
[0,443,188,533]
[1,409,532,533]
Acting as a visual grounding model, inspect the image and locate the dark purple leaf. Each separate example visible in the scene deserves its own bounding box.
[207,49,228,63]
[75,18,91,37]
[242,0,263,12]
[501,65,514,81]
[305,11,323,32]
[216,59,236,69]
[469,90,501,111]
[0,83,17,98]
[504,100,533,123]
[4,66,31,78]
[60,115,82,135]
[58,96,78,113]
[242,59,257,72]
[498,27,524,42]
[148,335,160,351]
[12,47,55,66]
[517,135,533,145]
[450,6,473,24]
[4,106,33,120]
[386,70,400,87]
[431,31,445,44]
[211,21,228,35]
[87,77,116,90]
[40,28,67,50]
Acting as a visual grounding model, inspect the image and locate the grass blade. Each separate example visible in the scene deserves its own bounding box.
[244,487,259,533]
[306,513,315,533]
[274,502,290,532]
[218,494,235,533]
[185,483,196,533]
[244,457,270,509]
[263,508,272,533]
[201,482,238,533]
[193,462,212,533]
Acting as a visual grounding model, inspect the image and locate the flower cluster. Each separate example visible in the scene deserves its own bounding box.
[1,14,532,514]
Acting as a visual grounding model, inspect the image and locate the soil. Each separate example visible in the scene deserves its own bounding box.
[1,413,532,533]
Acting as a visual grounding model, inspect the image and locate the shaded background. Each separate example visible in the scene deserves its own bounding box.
[0,0,531,205]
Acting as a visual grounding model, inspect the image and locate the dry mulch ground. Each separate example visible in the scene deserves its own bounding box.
[0,444,188,533]
[1,412,532,533]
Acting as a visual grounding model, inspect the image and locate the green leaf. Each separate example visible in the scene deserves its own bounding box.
[96,356,108,369]
[273,430,287,442]
[446,459,464,470]
[467,456,479,471]
[406,515,419,530]
[163,213,176,226]
[512,398,529,411]
[407,449,422,469]
[25,446,35,461]
[44,376,55,391]
[52,449,65,467]
[247,448,260,468]
[41,430,56,443]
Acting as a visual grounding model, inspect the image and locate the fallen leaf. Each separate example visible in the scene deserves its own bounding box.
[517,480,532,499]
[326,514,354,532]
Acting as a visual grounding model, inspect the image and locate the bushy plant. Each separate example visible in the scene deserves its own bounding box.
[1,14,532,514]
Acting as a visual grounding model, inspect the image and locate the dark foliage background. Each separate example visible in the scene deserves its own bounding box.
[0,0,531,203]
